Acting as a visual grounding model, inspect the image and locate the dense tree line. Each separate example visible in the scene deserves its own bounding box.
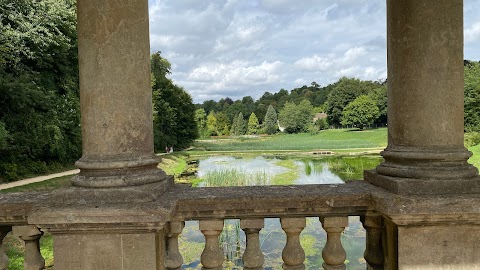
[0,0,81,181]
[196,77,388,136]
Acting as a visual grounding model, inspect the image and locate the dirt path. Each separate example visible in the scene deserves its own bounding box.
[0,169,79,190]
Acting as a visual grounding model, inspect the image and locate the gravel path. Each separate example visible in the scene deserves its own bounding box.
[0,169,79,190]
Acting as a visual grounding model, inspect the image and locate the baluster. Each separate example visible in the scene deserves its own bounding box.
[320,216,348,270]
[166,221,185,270]
[280,217,306,270]
[200,220,224,270]
[0,227,11,270]
[241,219,264,270]
[361,215,384,270]
[12,225,45,270]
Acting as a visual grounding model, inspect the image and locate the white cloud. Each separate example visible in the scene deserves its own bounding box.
[148,0,480,103]
[294,55,333,71]
[465,22,480,43]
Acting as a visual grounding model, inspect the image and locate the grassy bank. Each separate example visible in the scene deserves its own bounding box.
[194,128,387,152]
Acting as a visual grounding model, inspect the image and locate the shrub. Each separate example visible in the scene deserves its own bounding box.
[465,132,480,148]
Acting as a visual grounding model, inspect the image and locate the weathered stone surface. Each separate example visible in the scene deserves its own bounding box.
[167,182,372,220]
[281,218,306,270]
[13,226,45,270]
[365,169,480,195]
[361,215,384,270]
[53,232,159,270]
[320,217,348,270]
[241,219,264,270]
[371,0,480,194]
[0,227,11,270]
[398,225,480,270]
[73,0,167,188]
[55,175,173,204]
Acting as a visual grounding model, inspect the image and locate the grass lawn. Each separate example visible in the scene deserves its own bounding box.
[194,128,388,152]
[469,144,480,169]
[0,175,72,193]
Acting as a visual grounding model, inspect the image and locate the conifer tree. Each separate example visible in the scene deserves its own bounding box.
[264,105,278,135]
[247,112,259,135]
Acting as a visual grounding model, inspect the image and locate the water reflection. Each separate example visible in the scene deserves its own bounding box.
[181,155,382,269]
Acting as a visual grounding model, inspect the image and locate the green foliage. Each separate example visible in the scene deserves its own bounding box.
[264,105,278,135]
[278,100,314,133]
[464,61,480,132]
[151,52,198,150]
[215,112,229,136]
[0,0,81,181]
[366,85,387,125]
[315,118,329,130]
[465,132,480,148]
[247,112,259,135]
[341,95,380,129]
[231,112,246,136]
[195,108,208,138]
[326,77,376,125]
[206,111,218,136]
[0,121,8,149]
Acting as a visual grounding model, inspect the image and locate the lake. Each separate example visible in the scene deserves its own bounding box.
[180,155,383,269]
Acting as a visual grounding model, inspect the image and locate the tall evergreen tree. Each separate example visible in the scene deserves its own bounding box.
[264,105,278,135]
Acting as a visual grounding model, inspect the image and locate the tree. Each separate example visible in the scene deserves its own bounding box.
[325,77,373,125]
[206,111,218,136]
[367,86,388,125]
[264,105,278,135]
[341,95,380,130]
[464,61,480,132]
[0,0,81,181]
[278,100,314,133]
[195,108,207,138]
[215,112,230,136]
[231,112,246,136]
[151,52,198,150]
[247,113,259,135]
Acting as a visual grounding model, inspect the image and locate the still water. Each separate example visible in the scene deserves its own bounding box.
[181,155,383,269]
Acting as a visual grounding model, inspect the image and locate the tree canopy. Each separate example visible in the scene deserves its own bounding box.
[278,100,314,134]
[464,61,480,132]
[0,0,81,181]
[151,52,198,150]
[341,95,380,130]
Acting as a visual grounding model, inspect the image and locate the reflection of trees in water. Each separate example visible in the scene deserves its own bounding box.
[302,156,383,180]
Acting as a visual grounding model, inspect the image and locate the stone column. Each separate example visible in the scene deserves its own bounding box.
[71,0,167,190]
[367,0,480,195]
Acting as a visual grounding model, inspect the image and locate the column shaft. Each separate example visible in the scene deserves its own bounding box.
[368,0,480,195]
[72,0,166,188]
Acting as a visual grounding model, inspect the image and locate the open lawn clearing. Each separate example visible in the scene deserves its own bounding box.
[195,128,388,151]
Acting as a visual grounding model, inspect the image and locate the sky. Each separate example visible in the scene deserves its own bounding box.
[148,0,480,104]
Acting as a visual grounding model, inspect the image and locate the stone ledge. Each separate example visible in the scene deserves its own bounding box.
[165,181,373,220]
[365,169,480,195]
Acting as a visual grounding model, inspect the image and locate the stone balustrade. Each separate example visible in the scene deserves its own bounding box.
[163,214,378,269]
[1,181,480,269]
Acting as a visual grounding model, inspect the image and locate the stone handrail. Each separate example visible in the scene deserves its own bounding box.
[2,180,480,269]
[162,181,381,269]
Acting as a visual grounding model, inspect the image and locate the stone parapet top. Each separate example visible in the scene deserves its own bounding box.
[1,180,480,229]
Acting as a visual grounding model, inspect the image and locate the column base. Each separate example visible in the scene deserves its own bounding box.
[72,156,167,188]
[54,175,174,204]
[365,169,480,195]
